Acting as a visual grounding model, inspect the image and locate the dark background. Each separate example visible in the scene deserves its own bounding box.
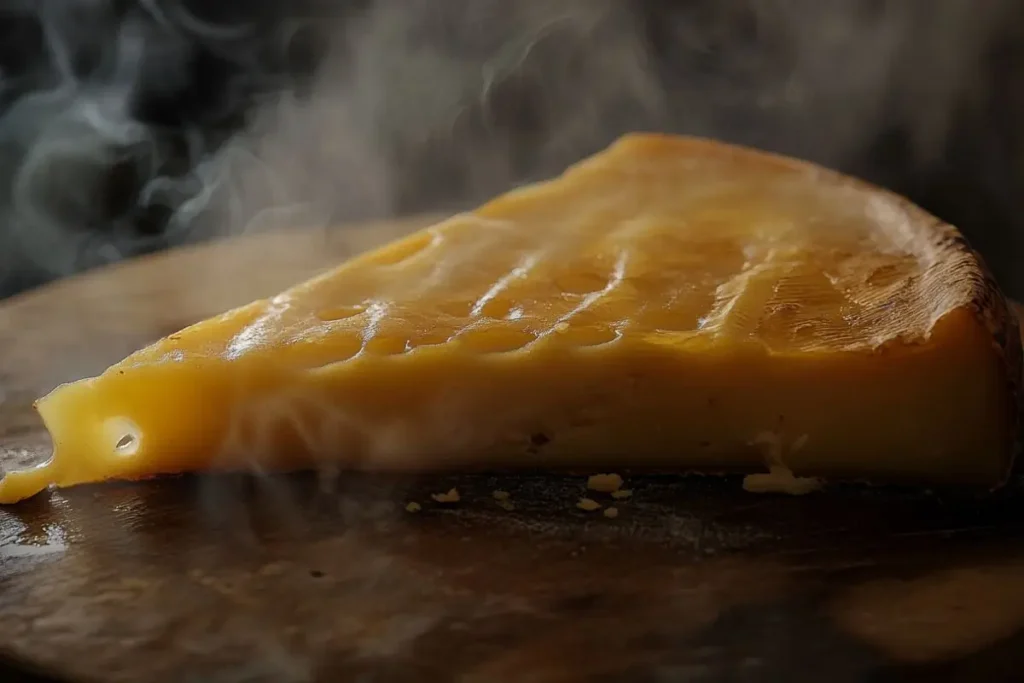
[1,0,1024,299]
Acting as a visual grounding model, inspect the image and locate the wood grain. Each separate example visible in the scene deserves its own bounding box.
[3,217,1024,683]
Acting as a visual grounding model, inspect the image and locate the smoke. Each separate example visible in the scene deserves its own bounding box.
[1,0,1024,298]
[0,0,322,295]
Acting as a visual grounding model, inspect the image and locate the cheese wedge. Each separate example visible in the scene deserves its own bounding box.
[1,133,1020,503]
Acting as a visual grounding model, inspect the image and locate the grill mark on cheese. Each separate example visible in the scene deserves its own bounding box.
[231,141,981,361]
[471,254,539,318]
[544,252,629,339]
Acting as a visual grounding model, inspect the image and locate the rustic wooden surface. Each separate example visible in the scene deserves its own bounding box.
[3,217,1024,682]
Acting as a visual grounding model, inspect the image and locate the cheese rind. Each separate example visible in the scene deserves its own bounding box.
[0,134,1019,503]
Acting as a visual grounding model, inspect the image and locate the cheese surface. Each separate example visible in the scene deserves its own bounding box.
[0,133,1019,503]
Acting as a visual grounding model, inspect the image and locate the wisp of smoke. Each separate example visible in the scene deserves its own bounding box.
[0,0,320,295]
[3,0,1024,298]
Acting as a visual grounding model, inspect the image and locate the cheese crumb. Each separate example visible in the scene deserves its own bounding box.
[603,507,619,518]
[744,431,820,495]
[611,489,632,500]
[405,501,422,512]
[586,473,623,493]
[431,488,460,503]
[576,497,602,511]
[492,490,514,510]
[742,468,822,496]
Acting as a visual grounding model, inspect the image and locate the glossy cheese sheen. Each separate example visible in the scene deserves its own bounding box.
[0,133,1020,504]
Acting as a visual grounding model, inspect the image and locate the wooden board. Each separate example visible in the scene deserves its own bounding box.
[4,217,1024,683]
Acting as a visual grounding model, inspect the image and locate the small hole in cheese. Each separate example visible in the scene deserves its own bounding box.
[362,336,408,356]
[555,324,620,347]
[106,418,141,457]
[457,326,537,353]
[436,300,475,318]
[554,271,608,295]
[476,297,515,319]
[300,334,364,366]
[407,330,453,349]
[641,306,705,333]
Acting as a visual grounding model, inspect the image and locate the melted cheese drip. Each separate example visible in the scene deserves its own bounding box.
[0,134,1016,503]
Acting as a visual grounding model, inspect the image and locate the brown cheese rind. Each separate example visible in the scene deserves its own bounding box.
[961,250,1023,488]
[610,135,1024,488]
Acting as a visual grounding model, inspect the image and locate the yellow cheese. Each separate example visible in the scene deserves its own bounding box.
[0,133,1020,504]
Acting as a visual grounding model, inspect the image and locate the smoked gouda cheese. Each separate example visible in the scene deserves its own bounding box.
[0,133,1019,503]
